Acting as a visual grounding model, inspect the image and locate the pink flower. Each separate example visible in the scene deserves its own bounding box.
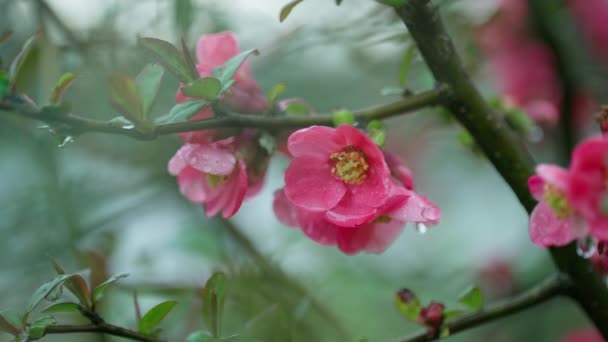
[284,125,392,227]
[528,164,580,247]
[567,0,608,63]
[274,147,440,255]
[563,329,605,342]
[567,135,608,240]
[176,32,267,143]
[168,138,247,218]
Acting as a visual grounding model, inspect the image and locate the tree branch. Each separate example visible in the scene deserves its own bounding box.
[397,274,571,342]
[45,322,161,342]
[393,0,608,338]
[0,86,446,140]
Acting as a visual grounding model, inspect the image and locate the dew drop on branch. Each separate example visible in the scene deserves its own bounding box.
[576,236,596,259]
[58,136,74,148]
[415,222,428,234]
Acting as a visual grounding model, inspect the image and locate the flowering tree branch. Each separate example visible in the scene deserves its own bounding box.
[0,86,446,140]
[45,322,161,342]
[398,274,571,342]
[393,0,608,337]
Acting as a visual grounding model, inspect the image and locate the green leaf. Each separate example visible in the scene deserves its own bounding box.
[0,71,10,98]
[27,274,74,313]
[0,310,22,336]
[458,130,474,148]
[139,37,194,83]
[27,316,56,340]
[136,64,165,119]
[399,45,416,86]
[216,49,259,91]
[439,326,450,338]
[332,109,355,126]
[367,120,386,147]
[109,75,144,122]
[182,77,221,100]
[175,0,194,34]
[181,37,200,81]
[458,286,483,310]
[394,290,421,321]
[377,0,407,6]
[283,101,310,116]
[9,31,40,83]
[49,72,77,104]
[47,256,90,308]
[138,300,177,335]
[155,100,208,124]
[203,272,226,338]
[280,0,303,22]
[380,87,403,96]
[258,132,277,155]
[92,273,129,303]
[267,82,287,104]
[42,302,81,314]
[186,331,215,342]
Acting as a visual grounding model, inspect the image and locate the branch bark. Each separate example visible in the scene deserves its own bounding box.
[397,274,571,342]
[393,0,608,338]
[0,87,446,140]
[45,322,161,342]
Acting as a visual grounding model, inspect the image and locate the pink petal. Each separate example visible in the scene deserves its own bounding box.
[536,164,569,193]
[529,202,575,247]
[385,152,415,190]
[296,209,339,246]
[284,155,346,211]
[390,191,441,225]
[528,175,545,201]
[168,144,195,175]
[221,161,248,218]
[273,189,299,227]
[176,167,210,203]
[196,32,242,73]
[336,220,404,255]
[223,78,268,113]
[186,144,236,176]
[324,192,377,227]
[287,126,345,159]
[524,100,559,126]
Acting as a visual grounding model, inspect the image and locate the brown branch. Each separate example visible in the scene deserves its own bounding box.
[396,274,571,342]
[45,322,162,342]
[0,86,446,140]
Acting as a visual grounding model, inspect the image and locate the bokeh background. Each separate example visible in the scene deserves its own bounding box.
[0,0,606,341]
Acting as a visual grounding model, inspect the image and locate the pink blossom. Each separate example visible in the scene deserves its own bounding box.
[563,329,605,342]
[567,0,608,63]
[284,125,392,227]
[528,164,579,247]
[567,135,608,240]
[176,32,267,143]
[168,138,247,218]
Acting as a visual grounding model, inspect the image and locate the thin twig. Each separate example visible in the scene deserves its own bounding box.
[396,274,571,342]
[45,322,162,342]
[0,86,447,140]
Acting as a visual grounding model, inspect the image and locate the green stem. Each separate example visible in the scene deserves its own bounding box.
[0,87,445,140]
[397,274,571,342]
[45,323,161,342]
[393,0,608,338]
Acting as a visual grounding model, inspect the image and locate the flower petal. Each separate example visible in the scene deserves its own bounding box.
[284,155,346,211]
[287,126,345,159]
[176,167,210,203]
[536,164,569,192]
[296,209,339,246]
[324,193,377,227]
[273,189,299,227]
[196,32,241,73]
[186,144,236,176]
[390,191,441,225]
[336,220,404,255]
[529,202,575,247]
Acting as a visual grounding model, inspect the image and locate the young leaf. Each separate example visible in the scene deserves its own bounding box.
[92,273,129,303]
[458,286,483,310]
[27,316,56,340]
[139,37,194,83]
[136,64,165,119]
[0,310,22,336]
[267,82,287,104]
[9,31,40,84]
[202,272,226,338]
[258,132,277,155]
[283,101,310,116]
[42,302,81,314]
[216,49,259,89]
[443,309,463,320]
[155,100,207,124]
[181,37,199,81]
[27,274,74,313]
[182,77,221,100]
[109,75,144,122]
[0,71,9,98]
[399,45,416,86]
[186,331,215,342]
[175,0,194,35]
[332,109,355,126]
[394,289,421,321]
[47,256,90,308]
[367,120,386,147]
[49,73,77,104]
[280,0,303,22]
[138,300,177,335]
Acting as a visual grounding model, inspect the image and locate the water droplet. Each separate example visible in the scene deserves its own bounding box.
[416,222,428,234]
[58,136,74,148]
[122,124,135,129]
[576,236,596,259]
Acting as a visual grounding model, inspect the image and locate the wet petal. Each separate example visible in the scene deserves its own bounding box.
[529,202,575,247]
[287,126,345,159]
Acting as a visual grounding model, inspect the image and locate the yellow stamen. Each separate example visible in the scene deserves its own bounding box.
[543,184,573,219]
[330,146,369,185]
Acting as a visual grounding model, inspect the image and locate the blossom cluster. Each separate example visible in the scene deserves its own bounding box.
[167,32,441,255]
[528,135,608,262]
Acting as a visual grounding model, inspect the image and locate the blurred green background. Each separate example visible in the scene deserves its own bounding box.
[0,0,602,341]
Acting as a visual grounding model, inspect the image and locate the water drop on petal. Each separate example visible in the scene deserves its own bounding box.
[415,222,428,234]
[58,136,74,148]
[576,236,596,259]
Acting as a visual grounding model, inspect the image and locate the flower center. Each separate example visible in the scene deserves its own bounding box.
[330,146,369,185]
[543,184,573,220]
[207,174,229,189]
